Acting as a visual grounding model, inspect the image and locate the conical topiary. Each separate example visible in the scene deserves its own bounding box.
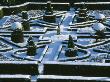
[27,36,37,56]
[22,11,28,19]
[45,1,53,15]
[68,35,75,48]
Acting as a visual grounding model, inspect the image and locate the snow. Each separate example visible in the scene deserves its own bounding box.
[0,60,38,64]
[0,6,109,64]
[77,27,94,33]
[95,13,105,20]
[88,11,105,20]
[42,9,76,61]
[0,75,30,79]
[38,75,110,81]
[0,5,110,81]
[0,16,10,27]
[51,35,68,41]
[88,11,96,17]
[92,22,106,31]
[11,22,22,30]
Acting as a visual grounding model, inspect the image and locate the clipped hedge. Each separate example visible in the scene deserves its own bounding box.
[2,2,69,16]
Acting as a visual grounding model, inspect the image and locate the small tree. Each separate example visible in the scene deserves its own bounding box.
[22,11,28,19]
[81,2,86,9]
[27,36,33,43]
[45,1,53,15]
[68,35,75,48]
[27,36,37,56]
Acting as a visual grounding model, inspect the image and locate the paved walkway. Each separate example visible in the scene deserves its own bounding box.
[42,9,76,61]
